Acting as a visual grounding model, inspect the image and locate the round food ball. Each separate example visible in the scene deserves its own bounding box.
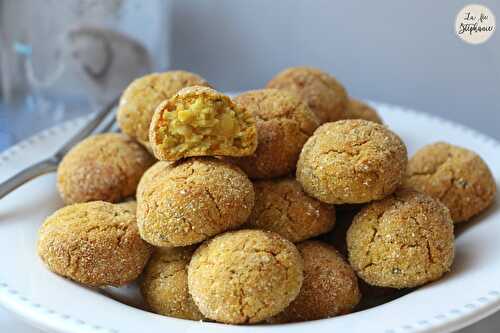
[141,246,204,320]
[57,133,155,204]
[246,178,335,242]
[269,241,360,322]
[149,86,257,161]
[136,161,175,199]
[117,71,210,148]
[137,158,254,247]
[297,120,408,204]
[342,98,383,124]
[227,89,319,179]
[188,230,303,324]
[37,201,152,286]
[347,189,455,289]
[404,142,496,223]
[266,67,348,123]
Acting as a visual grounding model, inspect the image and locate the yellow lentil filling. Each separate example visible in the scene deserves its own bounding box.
[157,96,247,154]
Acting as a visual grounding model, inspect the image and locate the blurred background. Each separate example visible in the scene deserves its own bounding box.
[1,0,499,151]
[0,1,499,332]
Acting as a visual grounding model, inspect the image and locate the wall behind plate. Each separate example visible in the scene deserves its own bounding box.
[171,0,500,139]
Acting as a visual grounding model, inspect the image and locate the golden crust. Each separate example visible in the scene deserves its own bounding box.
[266,66,348,123]
[37,201,152,286]
[140,246,205,320]
[347,189,455,289]
[404,142,496,223]
[136,161,175,199]
[246,178,335,242]
[342,98,383,124]
[269,241,360,322]
[187,230,303,324]
[296,120,408,204]
[116,200,137,213]
[57,133,155,204]
[117,71,210,147]
[149,86,257,161]
[137,158,254,247]
[228,89,320,179]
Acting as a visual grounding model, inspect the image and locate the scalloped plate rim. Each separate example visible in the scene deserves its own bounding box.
[0,101,499,333]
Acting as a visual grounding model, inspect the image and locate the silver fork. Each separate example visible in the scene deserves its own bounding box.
[0,96,120,199]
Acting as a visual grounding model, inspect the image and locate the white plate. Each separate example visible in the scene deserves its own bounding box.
[0,102,499,333]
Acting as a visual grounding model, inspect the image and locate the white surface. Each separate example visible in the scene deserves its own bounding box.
[0,103,500,333]
[2,305,500,333]
[0,307,45,333]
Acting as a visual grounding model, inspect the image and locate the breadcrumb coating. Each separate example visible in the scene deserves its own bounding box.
[136,161,175,199]
[116,200,137,213]
[267,66,348,123]
[37,201,152,286]
[347,189,455,289]
[404,142,496,223]
[246,178,335,242]
[57,133,155,204]
[140,246,204,320]
[188,230,303,324]
[137,158,254,247]
[228,89,319,179]
[117,71,210,147]
[297,120,408,204]
[342,98,383,124]
[269,241,360,322]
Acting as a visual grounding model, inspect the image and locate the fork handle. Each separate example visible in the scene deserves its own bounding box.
[0,157,59,200]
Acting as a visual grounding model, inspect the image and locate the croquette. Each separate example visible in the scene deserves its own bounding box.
[117,71,210,148]
[269,241,360,322]
[117,200,137,213]
[404,142,496,223]
[140,246,204,320]
[347,189,455,289]
[246,178,335,242]
[37,201,152,286]
[296,120,407,204]
[187,230,303,324]
[137,158,254,247]
[136,161,175,199]
[342,98,383,124]
[227,89,319,179]
[267,66,348,123]
[149,86,257,161]
[57,133,155,204]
